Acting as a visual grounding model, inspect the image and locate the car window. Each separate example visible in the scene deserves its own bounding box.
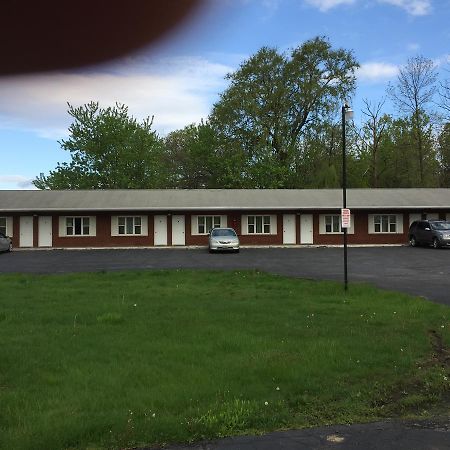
[431,222,450,230]
[211,229,236,237]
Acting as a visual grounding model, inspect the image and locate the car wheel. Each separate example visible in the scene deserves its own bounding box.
[8,242,12,252]
[409,235,417,247]
[432,238,440,249]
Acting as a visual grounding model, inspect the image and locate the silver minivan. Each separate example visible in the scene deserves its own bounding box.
[0,232,12,252]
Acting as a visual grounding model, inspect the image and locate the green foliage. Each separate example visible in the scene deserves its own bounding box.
[1,270,449,449]
[437,123,450,186]
[33,102,168,189]
[209,36,359,188]
[33,41,450,190]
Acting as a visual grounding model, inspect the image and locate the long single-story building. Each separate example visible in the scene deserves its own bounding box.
[0,188,449,249]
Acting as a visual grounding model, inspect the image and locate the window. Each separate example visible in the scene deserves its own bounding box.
[325,215,341,233]
[374,215,396,233]
[0,217,6,235]
[66,217,90,236]
[118,216,142,235]
[198,216,222,234]
[248,215,271,234]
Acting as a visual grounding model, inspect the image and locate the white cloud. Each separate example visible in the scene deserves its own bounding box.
[357,62,399,82]
[407,43,421,52]
[0,56,233,139]
[304,0,355,12]
[377,0,432,16]
[0,175,36,190]
[305,0,432,15]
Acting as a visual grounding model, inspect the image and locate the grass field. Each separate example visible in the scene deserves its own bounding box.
[0,269,449,450]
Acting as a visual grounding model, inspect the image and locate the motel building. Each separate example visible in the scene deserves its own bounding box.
[0,188,450,249]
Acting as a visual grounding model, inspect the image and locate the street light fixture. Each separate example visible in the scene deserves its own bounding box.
[342,103,353,291]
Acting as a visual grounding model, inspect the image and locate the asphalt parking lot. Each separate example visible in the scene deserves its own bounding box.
[1,246,449,306]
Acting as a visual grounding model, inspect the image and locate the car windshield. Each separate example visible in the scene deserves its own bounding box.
[430,222,450,230]
[211,229,236,237]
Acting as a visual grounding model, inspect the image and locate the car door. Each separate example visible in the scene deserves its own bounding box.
[418,221,433,245]
[0,233,8,251]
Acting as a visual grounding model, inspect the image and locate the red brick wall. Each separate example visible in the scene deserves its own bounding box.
[313,211,409,245]
[52,213,154,248]
[5,209,450,249]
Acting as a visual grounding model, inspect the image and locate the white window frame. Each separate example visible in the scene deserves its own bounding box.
[59,216,96,237]
[243,215,277,235]
[191,215,226,235]
[0,216,13,236]
[319,214,354,234]
[111,216,148,237]
[368,214,403,234]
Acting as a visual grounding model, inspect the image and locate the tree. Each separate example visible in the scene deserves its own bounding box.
[387,56,438,185]
[439,69,450,120]
[210,36,359,188]
[164,121,221,188]
[34,102,167,189]
[437,123,450,187]
[357,98,390,187]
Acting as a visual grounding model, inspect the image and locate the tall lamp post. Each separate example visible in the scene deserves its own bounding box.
[342,103,353,291]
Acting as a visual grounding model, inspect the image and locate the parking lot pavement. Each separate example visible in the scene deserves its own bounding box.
[149,417,450,450]
[1,246,449,306]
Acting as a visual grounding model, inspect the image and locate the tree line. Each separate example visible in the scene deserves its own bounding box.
[34,36,450,190]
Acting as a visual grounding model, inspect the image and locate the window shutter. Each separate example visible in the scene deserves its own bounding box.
[368,214,375,234]
[396,214,403,234]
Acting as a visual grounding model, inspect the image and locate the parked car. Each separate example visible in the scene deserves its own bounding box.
[0,232,12,252]
[208,228,240,253]
[408,220,450,248]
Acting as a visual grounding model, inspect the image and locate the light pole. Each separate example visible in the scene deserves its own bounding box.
[342,103,353,291]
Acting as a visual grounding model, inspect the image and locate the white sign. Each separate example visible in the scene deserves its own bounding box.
[341,208,351,229]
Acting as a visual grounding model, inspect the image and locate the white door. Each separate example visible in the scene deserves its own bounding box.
[300,214,313,244]
[19,216,33,247]
[154,215,167,246]
[283,214,296,244]
[172,215,185,246]
[38,216,52,247]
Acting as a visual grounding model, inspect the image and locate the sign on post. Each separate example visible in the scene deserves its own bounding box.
[341,208,351,229]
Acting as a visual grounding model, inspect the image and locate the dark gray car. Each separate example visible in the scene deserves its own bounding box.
[408,220,450,248]
[0,232,12,252]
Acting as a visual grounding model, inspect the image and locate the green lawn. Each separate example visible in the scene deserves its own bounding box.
[0,270,449,450]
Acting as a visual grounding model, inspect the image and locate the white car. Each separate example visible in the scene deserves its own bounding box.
[208,228,240,253]
[0,232,12,252]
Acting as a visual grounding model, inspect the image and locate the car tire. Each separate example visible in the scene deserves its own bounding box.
[8,242,12,252]
[409,235,417,247]
[432,238,440,249]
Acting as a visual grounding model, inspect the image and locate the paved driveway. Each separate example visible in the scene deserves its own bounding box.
[1,246,449,306]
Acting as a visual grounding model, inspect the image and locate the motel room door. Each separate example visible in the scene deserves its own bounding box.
[38,216,53,247]
[300,214,313,244]
[154,215,168,246]
[172,215,185,246]
[283,214,296,244]
[19,216,34,247]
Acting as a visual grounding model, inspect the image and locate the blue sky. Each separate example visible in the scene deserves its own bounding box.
[1,0,449,190]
